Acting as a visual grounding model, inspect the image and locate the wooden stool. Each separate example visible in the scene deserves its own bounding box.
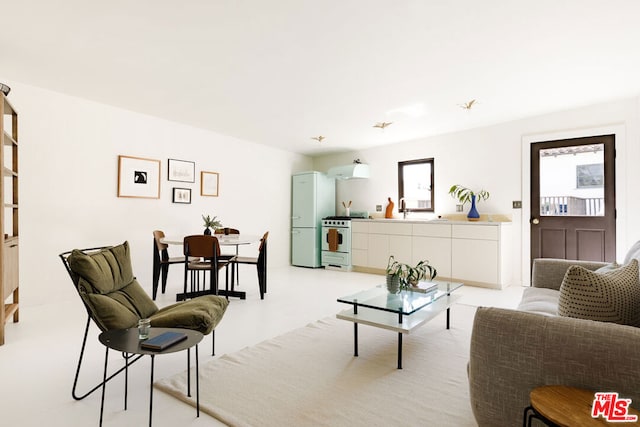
[523,385,640,426]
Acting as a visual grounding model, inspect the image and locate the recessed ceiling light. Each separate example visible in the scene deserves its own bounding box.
[386,103,426,118]
[311,136,326,143]
[373,122,393,130]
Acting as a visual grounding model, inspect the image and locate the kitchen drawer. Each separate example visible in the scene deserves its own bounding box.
[351,221,369,233]
[452,224,498,240]
[322,251,351,267]
[368,222,412,236]
[412,223,451,238]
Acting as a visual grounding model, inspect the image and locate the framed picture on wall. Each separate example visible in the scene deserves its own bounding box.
[172,187,192,204]
[201,171,219,197]
[168,158,195,183]
[117,155,161,199]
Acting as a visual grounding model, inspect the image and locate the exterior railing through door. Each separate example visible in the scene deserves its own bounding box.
[540,196,604,216]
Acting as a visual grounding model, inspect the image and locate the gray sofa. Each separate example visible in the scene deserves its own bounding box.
[468,257,640,427]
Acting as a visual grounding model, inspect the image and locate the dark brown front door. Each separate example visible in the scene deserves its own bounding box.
[530,135,616,263]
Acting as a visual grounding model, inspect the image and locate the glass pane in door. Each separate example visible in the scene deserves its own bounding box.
[539,144,604,216]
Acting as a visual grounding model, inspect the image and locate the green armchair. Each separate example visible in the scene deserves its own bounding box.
[60,241,228,401]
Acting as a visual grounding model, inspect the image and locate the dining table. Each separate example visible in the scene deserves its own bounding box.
[160,234,261,300]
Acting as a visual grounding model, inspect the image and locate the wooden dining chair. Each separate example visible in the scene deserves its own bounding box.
[179,235,235,301]
[215,227,241,284]
[232,231,269,299]
[152,230,185,300]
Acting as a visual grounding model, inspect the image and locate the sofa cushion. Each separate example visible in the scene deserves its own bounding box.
[151,295,229,335]
[68,242,158,330]
[68,241,135,294]
[517,287,559,316]
[558,259,640,327]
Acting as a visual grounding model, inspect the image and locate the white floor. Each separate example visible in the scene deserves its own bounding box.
[1,266,523,427]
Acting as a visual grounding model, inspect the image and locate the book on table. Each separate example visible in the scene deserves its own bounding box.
[141,331,188,350]
[409,281,438,294]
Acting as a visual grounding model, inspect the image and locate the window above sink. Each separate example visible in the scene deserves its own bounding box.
[398,158,434,213]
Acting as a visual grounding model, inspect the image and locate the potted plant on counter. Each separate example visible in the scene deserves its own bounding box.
[386,256,437,293]
[448,184,490,221]
[202,214,222,235]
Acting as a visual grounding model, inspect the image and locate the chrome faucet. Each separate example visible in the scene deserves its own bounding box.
[400,198,410,219]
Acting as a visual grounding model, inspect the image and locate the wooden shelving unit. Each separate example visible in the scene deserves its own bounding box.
[0,92,19,346]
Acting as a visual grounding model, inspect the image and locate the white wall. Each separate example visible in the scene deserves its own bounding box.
[313,97,640,286]
[6,81,312,307]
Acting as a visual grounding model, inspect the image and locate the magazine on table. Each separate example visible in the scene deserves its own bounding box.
[409,281,439,294]
[141,331,187,350]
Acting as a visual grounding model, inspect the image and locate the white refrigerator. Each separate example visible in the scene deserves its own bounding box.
[291,172,335,267]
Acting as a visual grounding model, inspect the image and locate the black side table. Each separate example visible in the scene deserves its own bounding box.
[98,327,203,427]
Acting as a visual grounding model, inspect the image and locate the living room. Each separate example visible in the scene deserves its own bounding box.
[2,2,640,426]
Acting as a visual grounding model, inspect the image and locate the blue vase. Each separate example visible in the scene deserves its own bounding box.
[467,195,480,220]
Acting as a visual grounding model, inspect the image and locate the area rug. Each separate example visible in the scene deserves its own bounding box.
[155,303,478,427]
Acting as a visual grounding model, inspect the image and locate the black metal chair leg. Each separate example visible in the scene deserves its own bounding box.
[212,330,215,356]
[152,241,161,300]
[160,264,169,294]
[149,355,155,427]
[152,271,160,300]
[100,346,109,427]
[258,265,265,300]
[187,348,191,397]
[196,344,200,417]
[72,315,144,401]
[124,352,128,410]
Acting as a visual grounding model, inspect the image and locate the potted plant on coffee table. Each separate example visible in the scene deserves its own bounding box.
[386,256,437,293]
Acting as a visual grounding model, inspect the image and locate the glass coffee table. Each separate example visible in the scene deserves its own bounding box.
[337,281,463,369]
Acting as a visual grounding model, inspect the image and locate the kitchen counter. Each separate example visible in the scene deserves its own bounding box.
[350,216,512,289]
[351,216,511,226]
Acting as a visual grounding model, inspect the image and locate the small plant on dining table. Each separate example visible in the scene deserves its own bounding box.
[202,214,222,235]
[386,256,437,290]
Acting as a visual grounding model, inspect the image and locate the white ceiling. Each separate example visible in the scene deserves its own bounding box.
[2,1,640,156]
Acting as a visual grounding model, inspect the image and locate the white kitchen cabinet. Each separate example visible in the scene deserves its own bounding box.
[367,222,412,269]
[351,221,369,267]
[389,235,412,264]
[412,223,451,238]
[450,224,512,288]
[368,221,412,236]
[452,224,498,240]
[367,234,389,269]
[451,238,499,284]
[351,221,369,234]
[411,223,452,277]
[412,236,452,278]
[351,219,512,289]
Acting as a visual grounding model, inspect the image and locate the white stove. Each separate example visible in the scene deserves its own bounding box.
[321,216,352,271]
